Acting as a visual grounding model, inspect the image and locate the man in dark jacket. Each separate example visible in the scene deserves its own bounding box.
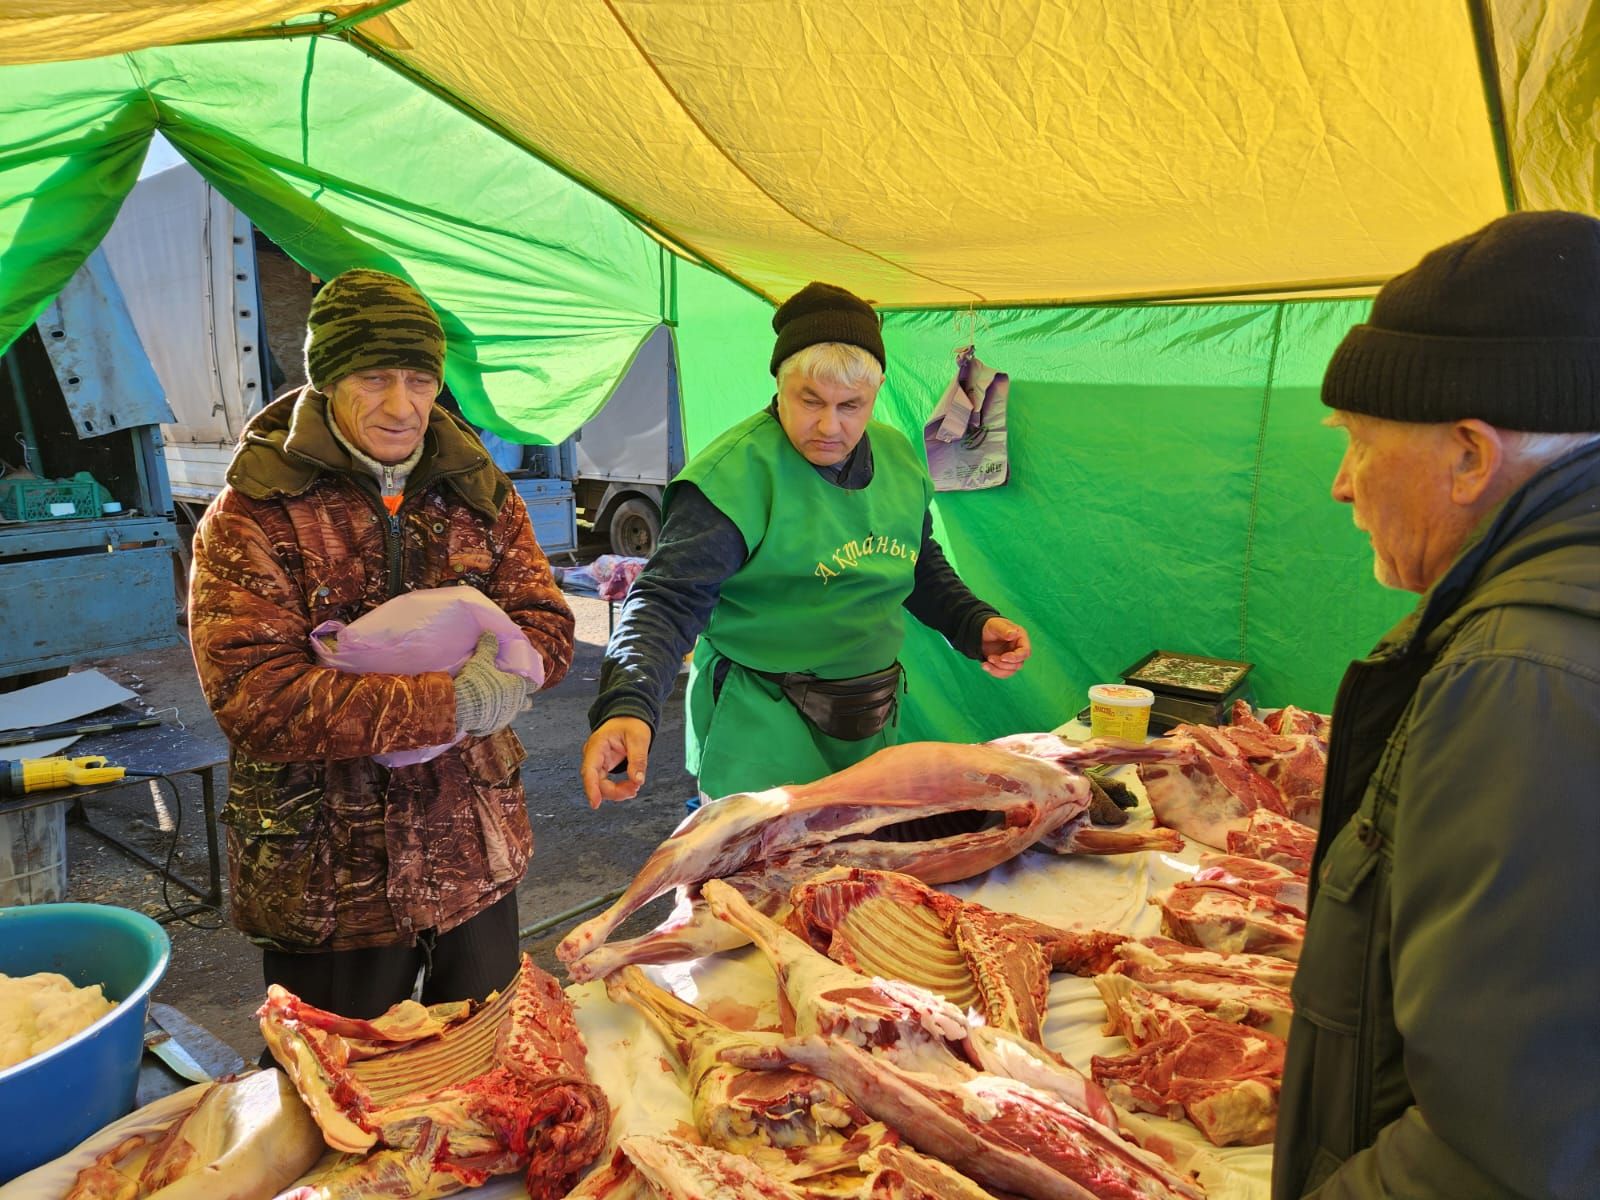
[190,269,574,1019]
[1274,211,1600,1198]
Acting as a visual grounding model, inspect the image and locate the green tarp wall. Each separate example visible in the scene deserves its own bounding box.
[1,38,1411,734]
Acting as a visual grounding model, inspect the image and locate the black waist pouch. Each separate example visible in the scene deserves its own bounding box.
[753,662,904,741]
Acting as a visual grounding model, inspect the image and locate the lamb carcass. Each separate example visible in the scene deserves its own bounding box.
[702,882,1208,1199]
[564,1134,809,1199]
[62,1071,324,1200]
[724,1037,1204,1200]
[558,739,1172,982]
[788,867,1128,1043]
[1224,809,1317,875]
[1091,976,1285,1148]
[1192,853,1307,917]
[1151,881,1305,961]
[259,955,607,1199]
[602,966,871,1169]
[702,879,1121,1130]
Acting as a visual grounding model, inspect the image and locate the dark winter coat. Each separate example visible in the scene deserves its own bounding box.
[1274,441,1600,1199]
[189,388,574,951]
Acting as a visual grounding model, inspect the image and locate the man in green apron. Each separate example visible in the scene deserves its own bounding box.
[580,281,1031,805]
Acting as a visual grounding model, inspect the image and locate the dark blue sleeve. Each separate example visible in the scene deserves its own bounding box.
[903,510,999,659]
[587,483,746,733]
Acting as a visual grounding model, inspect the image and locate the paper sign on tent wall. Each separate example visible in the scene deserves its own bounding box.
[924,346,1010,491]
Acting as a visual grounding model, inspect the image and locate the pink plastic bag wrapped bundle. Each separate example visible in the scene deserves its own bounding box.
[593,555,647,601]
[310,586,545,767]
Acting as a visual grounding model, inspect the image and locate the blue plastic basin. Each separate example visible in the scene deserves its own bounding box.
[0,903,170,1181]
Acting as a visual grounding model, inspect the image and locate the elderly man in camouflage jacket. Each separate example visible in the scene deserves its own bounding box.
[189,269,573,1019]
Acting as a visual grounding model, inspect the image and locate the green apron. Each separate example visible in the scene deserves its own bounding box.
[668,410,931,797]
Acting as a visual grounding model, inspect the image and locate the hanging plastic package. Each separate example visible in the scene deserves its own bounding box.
[309,586,545,767]
[923,345,1010,491]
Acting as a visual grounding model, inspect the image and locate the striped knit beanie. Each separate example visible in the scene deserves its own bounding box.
[769,281,885,376]
[1322,210,1600,431]
[304,268,446,394]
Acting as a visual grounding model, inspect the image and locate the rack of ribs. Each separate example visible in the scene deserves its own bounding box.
[259,955,608,1199]
[788,866,1129,1044]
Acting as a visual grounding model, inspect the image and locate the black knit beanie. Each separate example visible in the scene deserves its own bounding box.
[304,268,446,394]
[769,281,886,376]
[1322,210,1600,431]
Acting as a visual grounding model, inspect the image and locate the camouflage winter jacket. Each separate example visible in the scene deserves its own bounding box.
[189,388,574,952]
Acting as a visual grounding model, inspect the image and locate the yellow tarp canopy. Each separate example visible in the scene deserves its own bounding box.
[2,1,1595,307]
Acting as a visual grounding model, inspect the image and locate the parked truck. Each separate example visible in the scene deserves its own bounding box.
[101,161,682,560]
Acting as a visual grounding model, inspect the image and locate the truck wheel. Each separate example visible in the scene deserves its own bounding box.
[609,497,660,558]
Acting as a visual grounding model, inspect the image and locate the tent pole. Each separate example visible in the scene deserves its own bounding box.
[1464,0,1520,212]
[323,0,415,36]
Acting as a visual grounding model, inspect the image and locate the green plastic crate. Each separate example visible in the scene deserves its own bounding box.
[0,474,101,521]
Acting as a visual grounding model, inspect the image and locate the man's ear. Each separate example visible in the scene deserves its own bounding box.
[1448,419,1505,505]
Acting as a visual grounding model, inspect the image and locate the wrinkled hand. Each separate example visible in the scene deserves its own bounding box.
[980,617,1032,679]
[454,632,529,737]
[581,717,652,809]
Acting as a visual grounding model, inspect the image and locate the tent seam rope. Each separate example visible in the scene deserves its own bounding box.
[596,0,986,307]
[1238,304,1287,659]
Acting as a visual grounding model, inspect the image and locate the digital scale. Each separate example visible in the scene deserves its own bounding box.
[1077,649,1255,735]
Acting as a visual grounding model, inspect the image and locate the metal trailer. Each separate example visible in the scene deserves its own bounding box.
[0,251,181,680]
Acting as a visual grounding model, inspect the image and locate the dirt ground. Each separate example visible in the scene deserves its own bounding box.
[60,570,692,1061]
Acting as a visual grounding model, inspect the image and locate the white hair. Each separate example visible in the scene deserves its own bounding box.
[775,342,884,393]
[1497,428,1600,470]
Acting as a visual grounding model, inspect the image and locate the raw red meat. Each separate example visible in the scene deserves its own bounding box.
[1193,852,1307,916]
[1101,936,1296,1038]
[558,738,1174,981]
[1091,976,1286,1148]
[725,1036,1205,1200]
[1137,703,1329,848]
[1225,809,1317,874]
[1151,881,1305,961]
[260,955,608,1199]
[788,866,1129,1044]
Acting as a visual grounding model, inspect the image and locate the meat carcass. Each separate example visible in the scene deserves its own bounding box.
[1099,937,1295,1039]
[563,1134,809,1199]
[63,1071,324,1200]
[1224,808,1317,875]
[788,867,1128,1043]
[602,966,866,1158]
[702,878,1122,1132]
[1091,976,1285,1148]
[260,955,607,1199]
[1192,853,1307,917]
[559,739,1172,981]
[724,1036,1204,1200]
[1151,881,1305,962]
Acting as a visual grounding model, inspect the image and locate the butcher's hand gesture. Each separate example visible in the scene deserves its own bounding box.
[581,716,652,808]
[980,617,1032,679]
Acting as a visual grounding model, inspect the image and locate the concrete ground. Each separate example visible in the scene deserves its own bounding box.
[58,583,691,1060]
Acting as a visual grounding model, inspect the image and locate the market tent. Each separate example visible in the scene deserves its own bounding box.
[2,2,1596,725]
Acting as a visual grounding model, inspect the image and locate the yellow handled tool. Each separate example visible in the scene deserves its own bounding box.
[0,755,159,798]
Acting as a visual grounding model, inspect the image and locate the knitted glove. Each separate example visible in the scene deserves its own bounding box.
[454,632,529,737]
